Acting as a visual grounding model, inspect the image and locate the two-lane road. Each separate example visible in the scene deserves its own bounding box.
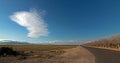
[83,46,120,63]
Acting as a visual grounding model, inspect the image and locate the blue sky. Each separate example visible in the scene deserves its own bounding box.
[0,0,120,43]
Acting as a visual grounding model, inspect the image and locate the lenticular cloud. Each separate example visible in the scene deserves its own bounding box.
[10,9,49,38]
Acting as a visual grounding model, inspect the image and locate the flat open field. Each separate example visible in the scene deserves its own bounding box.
[0,45,77,51]
[0,45,79,63]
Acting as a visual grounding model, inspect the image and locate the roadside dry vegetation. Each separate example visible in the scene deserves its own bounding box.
[83,35,120,51]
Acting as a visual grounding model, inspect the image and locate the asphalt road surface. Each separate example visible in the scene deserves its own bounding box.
[83,46,120,63]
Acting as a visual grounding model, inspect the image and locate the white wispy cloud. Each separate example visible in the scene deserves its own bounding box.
[10,9,49,38]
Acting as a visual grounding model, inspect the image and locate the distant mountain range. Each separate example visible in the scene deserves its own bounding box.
[0,40,31,45]
[50,41,84,45]
[0,40,88,45]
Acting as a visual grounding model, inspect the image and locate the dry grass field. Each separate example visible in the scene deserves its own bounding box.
[0,45,95,63]
[0,45,77,51]
[0,45,79,63]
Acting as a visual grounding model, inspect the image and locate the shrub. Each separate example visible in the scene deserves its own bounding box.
[0,47,20,56]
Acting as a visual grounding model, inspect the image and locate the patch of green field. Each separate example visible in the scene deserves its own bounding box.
[0,45,77,51]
